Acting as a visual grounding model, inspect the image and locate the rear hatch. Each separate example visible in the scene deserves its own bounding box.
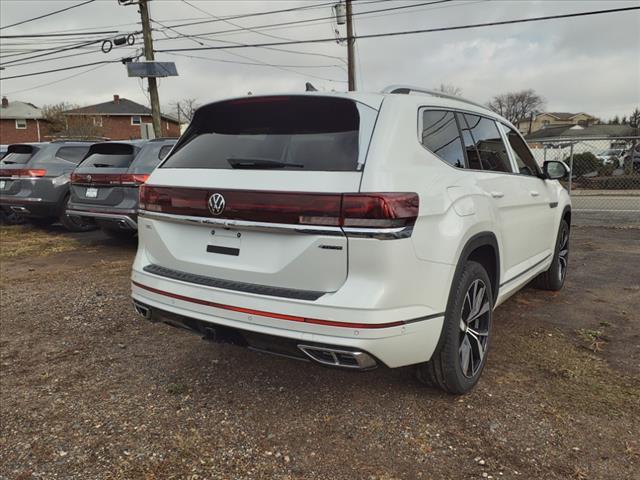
[0,144,45,196]
[70,142,142,207]
[140,95,386,295]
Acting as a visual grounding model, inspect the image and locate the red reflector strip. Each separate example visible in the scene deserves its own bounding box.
[0,168,47,178]
[132,280,405,329]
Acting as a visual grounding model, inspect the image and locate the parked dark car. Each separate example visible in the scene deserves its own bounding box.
[67,139,174,238]
[0,141,96,230]
[622,143,640,172]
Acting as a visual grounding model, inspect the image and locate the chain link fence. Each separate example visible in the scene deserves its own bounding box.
[527,136,640,226]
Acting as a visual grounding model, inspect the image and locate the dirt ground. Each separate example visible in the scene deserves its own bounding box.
[0,223,639,480]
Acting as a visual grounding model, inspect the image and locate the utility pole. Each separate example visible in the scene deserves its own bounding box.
[139,0,162,138]
[345,0,356,91]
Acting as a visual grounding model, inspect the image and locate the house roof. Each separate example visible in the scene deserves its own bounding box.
[63,97,178,123]
[525,124,637,140]
[0,100,43,120]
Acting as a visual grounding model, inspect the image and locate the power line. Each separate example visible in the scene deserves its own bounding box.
[0,59,124,81]
[0,0,96,31]
[0,30,120,38]
[2,63,110,95]
[3,46,139,68]
[155,5,640,54]
[154,0,448,42]
[166,51,344,70]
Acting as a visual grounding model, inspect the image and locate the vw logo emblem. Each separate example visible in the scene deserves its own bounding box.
[208,193,226,216]
[86,175,92,182]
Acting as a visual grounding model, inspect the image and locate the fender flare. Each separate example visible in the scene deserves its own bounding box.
[450,232,500,305]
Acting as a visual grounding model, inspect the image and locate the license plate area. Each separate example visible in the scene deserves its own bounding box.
[85,187,98,198]
[207,229,241,256]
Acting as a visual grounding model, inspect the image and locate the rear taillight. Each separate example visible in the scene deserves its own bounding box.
[139,187,419,230]
[71,173,148,185]
[0,168,47,178]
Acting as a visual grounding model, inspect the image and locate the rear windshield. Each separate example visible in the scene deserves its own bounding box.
[1,145,39,165]
[81,143,137,168]
[162,96,361,171]
[129,141,176,173]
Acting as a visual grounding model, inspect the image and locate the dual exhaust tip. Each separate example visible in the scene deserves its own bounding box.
[131,301,377,370]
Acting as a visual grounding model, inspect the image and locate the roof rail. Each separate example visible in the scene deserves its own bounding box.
[381,85,486,110]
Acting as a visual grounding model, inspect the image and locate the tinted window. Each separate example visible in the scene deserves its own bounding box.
[0,152,32,165]
[81,144,137,169]
[162,97,360,171]
[462,114,513,173]
[421,110,465,168]
[55,146,90,164]
[129,141,176,173]
[505,128,539,176]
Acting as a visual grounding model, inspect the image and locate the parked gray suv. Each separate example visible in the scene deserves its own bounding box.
[0,141,96,231]
[68,139,174,238]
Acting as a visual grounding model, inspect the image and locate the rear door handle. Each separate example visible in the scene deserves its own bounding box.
[530,190,540,197]
[490,191,504,198]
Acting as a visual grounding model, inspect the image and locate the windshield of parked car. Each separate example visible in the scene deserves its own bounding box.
[129,141,176,173]
[162,96,362,171]
[80,143,138,169]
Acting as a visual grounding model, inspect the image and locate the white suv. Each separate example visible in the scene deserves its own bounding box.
[131,86,571,394]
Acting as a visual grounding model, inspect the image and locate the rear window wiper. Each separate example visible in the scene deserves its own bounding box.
[227,157,303,169]
[93,163,115,168]
[2,161,17,164]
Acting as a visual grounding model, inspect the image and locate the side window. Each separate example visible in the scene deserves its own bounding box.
[55,146,90,164]
[462,114,513,173]
[158,144,173,160]
[420,110,466,168]
[457,113,482,170]
[504,127,540,176]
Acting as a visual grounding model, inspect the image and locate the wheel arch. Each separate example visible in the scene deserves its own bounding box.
[451,232,500,305]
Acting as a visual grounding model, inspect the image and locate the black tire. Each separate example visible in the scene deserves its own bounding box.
[101,227,136,240]
[416,261,493,394]
[533,219,569,291]
[0,207,26,225]
[59,196,96,232]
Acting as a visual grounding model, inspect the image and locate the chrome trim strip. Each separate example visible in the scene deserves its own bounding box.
[138,210,413,240]
[138,210,343,235]
[66,209,137,229]
[342,226,413,240]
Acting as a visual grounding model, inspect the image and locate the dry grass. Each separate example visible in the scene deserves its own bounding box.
[0,225,84,260]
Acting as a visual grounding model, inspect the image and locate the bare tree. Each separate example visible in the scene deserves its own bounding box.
[629,107,640,128]
[42,102,102,140]
[434,83,463,97]
[486,89,546,124]
[169,98,199,124]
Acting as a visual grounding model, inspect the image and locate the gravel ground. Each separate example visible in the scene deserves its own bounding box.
[1,223,639,480]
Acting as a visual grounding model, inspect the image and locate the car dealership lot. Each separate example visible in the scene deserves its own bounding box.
[1,224,638,480]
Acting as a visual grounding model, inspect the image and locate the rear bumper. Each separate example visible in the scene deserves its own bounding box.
[131,269,445,368]
[0,195,59,218]
[66,208,138,230]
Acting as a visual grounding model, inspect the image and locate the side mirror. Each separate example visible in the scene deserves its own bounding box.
[543,160,569,180]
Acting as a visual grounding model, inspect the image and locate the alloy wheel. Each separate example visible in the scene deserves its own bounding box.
[558,229,569,282]
[459,279,491,378]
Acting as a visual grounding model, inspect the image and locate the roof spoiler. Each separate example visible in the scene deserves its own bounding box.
[381,85,486,110]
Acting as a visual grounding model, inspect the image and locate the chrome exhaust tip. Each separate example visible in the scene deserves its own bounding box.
[132,301,152,320]
[297,344,377,370]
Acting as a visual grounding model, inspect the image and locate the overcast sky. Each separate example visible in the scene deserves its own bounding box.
[1,0,638,120]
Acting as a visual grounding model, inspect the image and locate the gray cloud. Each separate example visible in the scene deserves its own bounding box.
[1,0,638,120]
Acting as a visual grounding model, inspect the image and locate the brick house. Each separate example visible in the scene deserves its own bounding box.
[0,96,46,144]
[63,95,180,140]
[516,112,599,135]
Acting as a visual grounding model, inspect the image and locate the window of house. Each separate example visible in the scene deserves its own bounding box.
[93,116,103,127]
[542,120,550,128]
[460,114,513,173]
[15,119,27,129]
[420,109,466,168]
[131,115,142,125]
[505,127,540,176]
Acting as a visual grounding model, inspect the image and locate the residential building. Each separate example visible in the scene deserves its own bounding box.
[0,96,46,144]
[517,111,599,135]
[62,95,180,140]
